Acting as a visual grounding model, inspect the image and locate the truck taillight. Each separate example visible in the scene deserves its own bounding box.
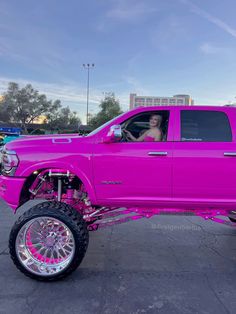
[1,150,19,175]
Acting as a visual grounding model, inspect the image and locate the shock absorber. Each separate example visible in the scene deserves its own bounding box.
[48,169,71,202]
[57,178,62,201]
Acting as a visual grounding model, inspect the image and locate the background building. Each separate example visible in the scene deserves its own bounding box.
[130,93,194,109]
[32,115,48,124]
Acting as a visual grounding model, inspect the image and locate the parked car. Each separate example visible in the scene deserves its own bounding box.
[0,105,236,281]
[0,127,22,146]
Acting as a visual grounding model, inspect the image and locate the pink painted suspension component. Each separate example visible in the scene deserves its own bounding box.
[29,169,97,216]
[86,207,236,231]
[28,169,236,232]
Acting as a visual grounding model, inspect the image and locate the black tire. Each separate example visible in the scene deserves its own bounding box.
[229,217,236,223]
[9,201,89,281]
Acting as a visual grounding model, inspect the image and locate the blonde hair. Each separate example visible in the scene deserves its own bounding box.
[150,114,162,128]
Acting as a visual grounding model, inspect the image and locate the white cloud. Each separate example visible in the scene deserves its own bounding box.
[200,42,230,55]
[180,0,236,38]
[0,76,101,104]
[106,0,157,21]
[123,75,150,96]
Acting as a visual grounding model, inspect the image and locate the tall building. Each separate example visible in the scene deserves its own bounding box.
[130,93,194,109]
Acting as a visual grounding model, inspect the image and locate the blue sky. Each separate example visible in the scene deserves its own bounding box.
[0,0,236,122]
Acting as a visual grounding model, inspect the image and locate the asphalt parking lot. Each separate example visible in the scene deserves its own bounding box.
[0,200,236,314]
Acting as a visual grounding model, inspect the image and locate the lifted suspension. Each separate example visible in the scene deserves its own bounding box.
[28,169,236,231]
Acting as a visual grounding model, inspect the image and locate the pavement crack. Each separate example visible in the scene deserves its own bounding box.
[24,285,41,314]
[25,297,34,314]
[97,226,114,314]
[166,234,184,271]
[204,244,234,263]
[0,248,9,255]
[204,274,230,314]
[185,217,236,237]
[184,217,216,236]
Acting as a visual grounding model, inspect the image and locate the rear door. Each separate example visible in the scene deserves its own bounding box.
[173,108,236,206]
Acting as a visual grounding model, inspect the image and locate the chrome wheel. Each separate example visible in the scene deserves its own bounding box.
[15,217,75,277]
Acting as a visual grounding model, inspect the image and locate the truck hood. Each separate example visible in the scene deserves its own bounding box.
[5,133,86,151]
[21,133,81,140]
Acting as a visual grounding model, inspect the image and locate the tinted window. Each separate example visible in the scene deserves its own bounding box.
[181,110,232,142]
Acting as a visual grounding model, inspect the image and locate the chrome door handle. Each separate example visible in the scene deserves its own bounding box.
[224,152,236,157]
[148,151,168,156]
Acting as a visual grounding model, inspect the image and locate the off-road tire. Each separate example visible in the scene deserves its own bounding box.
[9,201,89,281]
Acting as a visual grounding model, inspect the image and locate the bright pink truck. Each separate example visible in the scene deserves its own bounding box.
[1,105,236,281]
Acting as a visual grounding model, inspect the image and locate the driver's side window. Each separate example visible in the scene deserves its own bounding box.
[121,111,169,142]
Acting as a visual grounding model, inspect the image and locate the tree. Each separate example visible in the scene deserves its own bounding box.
[89,93,123,129]
[47,106,81,129]
[0,82,81,133]
[1,82,61,133]
[0,96,11,123]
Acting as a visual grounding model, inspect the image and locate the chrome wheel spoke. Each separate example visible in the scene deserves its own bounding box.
[16,217,75,277]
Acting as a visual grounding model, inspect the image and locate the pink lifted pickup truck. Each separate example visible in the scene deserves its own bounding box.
[1,105,236,281]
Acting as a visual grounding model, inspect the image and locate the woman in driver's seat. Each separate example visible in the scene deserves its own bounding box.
[124,114,163,142]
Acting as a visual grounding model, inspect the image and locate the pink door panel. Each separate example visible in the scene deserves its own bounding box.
[93,110,175,206]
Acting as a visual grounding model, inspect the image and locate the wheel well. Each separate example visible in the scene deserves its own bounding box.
[19,172,39,206]
[19,169,83,207]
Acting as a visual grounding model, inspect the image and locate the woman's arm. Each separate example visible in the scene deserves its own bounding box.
[136,130,149,142]
[124,130,137,141]
[124,130,148,142]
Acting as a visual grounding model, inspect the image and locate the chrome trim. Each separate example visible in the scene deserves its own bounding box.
[148,151,168,156]
[224,152,236,157]
[5,149,17,155]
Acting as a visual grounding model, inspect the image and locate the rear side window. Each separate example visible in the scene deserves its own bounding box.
[181,110,232,142]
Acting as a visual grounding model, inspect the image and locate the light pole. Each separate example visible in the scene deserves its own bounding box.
[83,63,95,125]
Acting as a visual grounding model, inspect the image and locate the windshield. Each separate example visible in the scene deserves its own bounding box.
[87,112,127,136]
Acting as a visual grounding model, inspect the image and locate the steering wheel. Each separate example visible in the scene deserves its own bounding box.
[121,128,131,142]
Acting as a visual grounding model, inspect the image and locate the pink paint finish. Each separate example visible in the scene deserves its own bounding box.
[1,105,236,219]
[87,208,236,231]
[0,175,26,210]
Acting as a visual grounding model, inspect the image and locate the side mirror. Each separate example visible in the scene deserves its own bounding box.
[103,125,122,143]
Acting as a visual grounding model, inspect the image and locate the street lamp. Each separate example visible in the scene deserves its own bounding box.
[83,63,95,125]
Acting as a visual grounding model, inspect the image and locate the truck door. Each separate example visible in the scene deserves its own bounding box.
[93,109,175,207]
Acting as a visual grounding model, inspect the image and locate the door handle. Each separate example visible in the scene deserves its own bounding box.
[224,152,236,157]
[148,151,168,156]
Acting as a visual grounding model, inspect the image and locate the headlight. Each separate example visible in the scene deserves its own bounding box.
[1,150,19,176]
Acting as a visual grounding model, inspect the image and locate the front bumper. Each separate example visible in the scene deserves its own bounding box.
[0,175,26,211]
